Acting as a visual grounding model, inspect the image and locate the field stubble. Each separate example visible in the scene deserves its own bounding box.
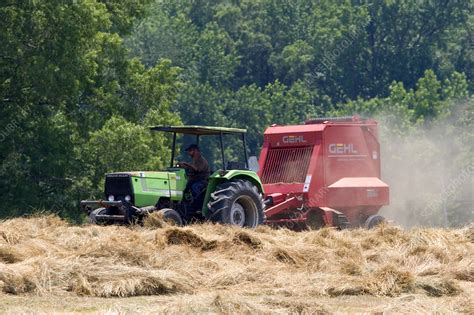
[0,214,472,313]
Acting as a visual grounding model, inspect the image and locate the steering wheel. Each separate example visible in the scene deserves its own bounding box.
[174,163,190,175]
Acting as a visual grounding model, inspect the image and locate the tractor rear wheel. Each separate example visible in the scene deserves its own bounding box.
[208,179,264,228]
[89,208,107,224]
[157,208,183,226]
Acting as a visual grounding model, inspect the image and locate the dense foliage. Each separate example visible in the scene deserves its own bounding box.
[0,0,472,225]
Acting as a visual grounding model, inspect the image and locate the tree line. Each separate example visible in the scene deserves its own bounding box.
[0,0,471,225]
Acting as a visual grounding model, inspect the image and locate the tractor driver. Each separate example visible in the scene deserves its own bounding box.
[179,144,211,214]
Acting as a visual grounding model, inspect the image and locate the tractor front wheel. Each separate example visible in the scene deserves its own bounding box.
[89,208,107,224]
[208,179,264,228]
[157,208,183,226]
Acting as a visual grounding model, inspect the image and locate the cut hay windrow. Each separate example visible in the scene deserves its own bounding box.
[0,215,472,310]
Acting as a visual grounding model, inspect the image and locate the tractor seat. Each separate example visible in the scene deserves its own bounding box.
[226,161,246,170]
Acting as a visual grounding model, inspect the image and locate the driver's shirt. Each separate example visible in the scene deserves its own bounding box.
[188,155,210,182]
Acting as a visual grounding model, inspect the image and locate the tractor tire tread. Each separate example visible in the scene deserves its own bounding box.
[207,179,264,227]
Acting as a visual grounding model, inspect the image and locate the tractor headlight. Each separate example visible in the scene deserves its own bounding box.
[108,195,115,202]
[125,195,131,202]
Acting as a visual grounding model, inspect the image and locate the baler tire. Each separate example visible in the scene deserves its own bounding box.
[365,215,386,229]
[89,208,107,224]
[306,211,326,230]
[157,208,183,226]
[207,179,264,228]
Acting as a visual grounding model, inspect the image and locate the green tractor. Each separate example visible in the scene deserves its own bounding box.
[80,126,265,227]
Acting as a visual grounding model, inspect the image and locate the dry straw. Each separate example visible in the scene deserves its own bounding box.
[0,214,472,313]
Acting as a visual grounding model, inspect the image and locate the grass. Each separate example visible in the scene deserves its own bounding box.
[0,214,472,313]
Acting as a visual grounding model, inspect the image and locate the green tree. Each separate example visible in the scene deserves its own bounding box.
[0,0,183,221]
[223,84,272,154]
[194,22,239,88]
[80,114,175,190]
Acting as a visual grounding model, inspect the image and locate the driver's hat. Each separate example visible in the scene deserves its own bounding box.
[185,144,200,152]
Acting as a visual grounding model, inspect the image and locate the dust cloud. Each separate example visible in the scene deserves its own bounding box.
[378,106,473,228]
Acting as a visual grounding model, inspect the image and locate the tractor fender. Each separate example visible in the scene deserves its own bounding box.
[215,169,264,193]
[209,170,264,194]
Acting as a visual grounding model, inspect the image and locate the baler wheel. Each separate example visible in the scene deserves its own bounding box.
[306,211,325,230]
[157,208,183,226]
[89,208,107,224]
[208,179,264,228]
[334,213,350,230]
[365,215,386,229]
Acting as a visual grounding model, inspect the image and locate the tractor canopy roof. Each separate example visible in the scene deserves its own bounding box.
[150,125,247,135]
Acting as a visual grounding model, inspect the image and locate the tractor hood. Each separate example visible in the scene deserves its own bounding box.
[107,169,187,208]
[110,171,170,180]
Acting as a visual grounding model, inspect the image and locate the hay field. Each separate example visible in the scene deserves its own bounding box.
[0,215,472,314]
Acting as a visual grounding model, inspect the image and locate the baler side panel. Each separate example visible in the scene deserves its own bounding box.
[257,140,270,179]
[305,141,327,207]
[323,125,380,186]
[322,124,389,210]
[363,125,382,177]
